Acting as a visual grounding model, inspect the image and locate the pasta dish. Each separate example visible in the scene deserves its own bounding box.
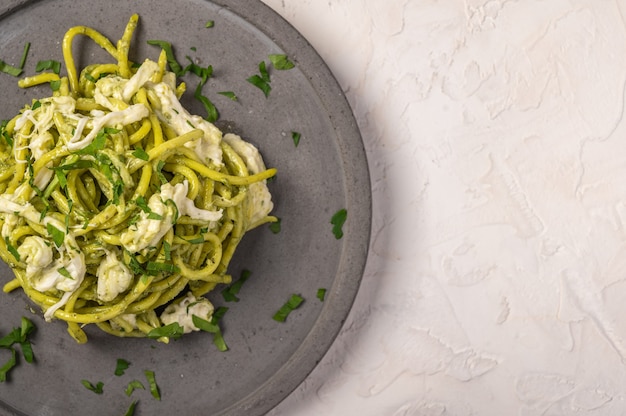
[0,14,277,343]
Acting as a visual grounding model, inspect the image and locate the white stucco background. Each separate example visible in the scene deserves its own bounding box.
[261,1,626,415]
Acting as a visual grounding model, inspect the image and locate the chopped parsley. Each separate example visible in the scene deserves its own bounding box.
[125,380,145,396]
[155,160,168,184]
[81,379,104,394]
[5,237,20,262]
[247,61,272,97]
[291,131,301,147]
[317,288,327,302]
[192,306,229,351]
[272,294,304,322]
[146,261,180,274]
[0,60,22,77]
[35,59,61,74]
[132,147,149,161]
[115,358,130,376]
[205,20,215,28]
[330,208,347,239]
[144,370,161,400]
[147,40,183,75]
[57,267,73,280]
[0,317,36,382]
[163,241,172,261]
[147,322,184,340]
[124,400,138,416]
[1,120,13,147]
[75,129,108,155]
[194,82,219,123]
[268,217,281,234]
[269,54,295,70]
[50,79,62,91]
[218,91,237,101]
[46,223,65,247]
[19,42,30,70]
[221,269,251,302]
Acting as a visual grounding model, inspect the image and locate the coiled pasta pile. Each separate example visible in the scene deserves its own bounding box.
[0,14,277,343]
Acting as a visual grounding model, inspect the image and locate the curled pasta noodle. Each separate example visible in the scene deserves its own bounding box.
[0,14,277,343]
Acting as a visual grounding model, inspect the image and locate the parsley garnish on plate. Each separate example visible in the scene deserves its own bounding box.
[125,380,145,396]
[0,61,22,77]
[272,294,304,322]
[218,91,237,101]
[144,370,161,400]
[247,60,272,97]
[193,306,229,352]
[81,379,104,394]
[269,54,295,70]
[330,208,347,239]
[115,358,130,376]
[147,322,184,341]
[0,317,36,382]
[35,59,61,74]
[268,217,281,234]
[291,131,301,147]
[221,269,251,302]
[124,400,138,416]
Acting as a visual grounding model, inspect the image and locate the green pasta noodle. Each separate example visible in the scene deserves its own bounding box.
[0,14,277,344]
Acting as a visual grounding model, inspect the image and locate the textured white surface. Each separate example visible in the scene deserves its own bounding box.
[262,1,626,415]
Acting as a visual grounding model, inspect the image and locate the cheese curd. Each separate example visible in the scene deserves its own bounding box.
[120,180,222,253]
[96,249,133,302]
[160,291,214,333]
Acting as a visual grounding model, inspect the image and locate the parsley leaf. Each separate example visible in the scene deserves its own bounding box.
[221,269,251,302]
[291,131,301,147]
[50,79,62,91]
[57,267,73,280]
[258,61,270,83]
[0,349,16,382]
[46,223,65,247]
[35,59,61,74]
[125,380,145,396]
[147,322,184,340]
[205,20,215,28]
[124,400,138,416]
[330,208,347,239]
[0,60,22,77]
[75,130,107,155]
[272,294,304,322]
[269,54,295,70]
[192,310,229,352]
[268,217,281,234]
[146,261,179,274]
[194,82,219,123]
[147,40,183,75]
[247,74,271,97]
[81,379,104,394]
[5,237,20,262]
[218,91,237,101]
[115,358,130,376]
[144,370,161,400]
[155,160,168,185]
[317,288,327,302]
[19,42,30,70]
[132,147,149,161]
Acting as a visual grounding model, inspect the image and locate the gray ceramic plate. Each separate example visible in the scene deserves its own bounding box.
[0,0,370,415]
